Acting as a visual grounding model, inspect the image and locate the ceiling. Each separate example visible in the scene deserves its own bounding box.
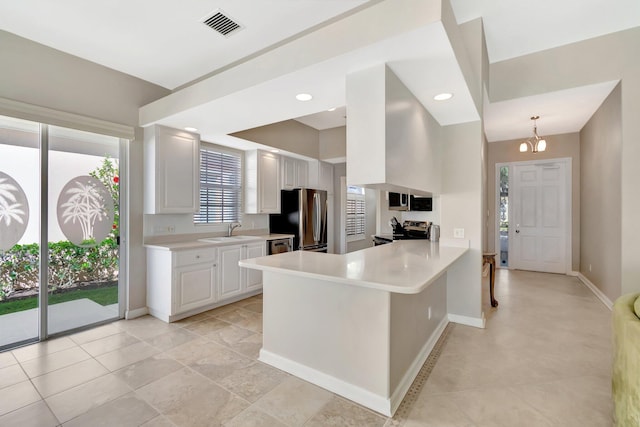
[1,0,639,145]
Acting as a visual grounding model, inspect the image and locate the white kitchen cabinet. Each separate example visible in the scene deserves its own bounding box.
[175,263,217,313]
[308,160,334,193]
[147,240,266,323]
[244,242,266,291]
[282,156,309,190]
[219,241,266,299]
[245,150,281,213]
[144,125,200,214]
[218,244,244,299]
[146,247,218,322]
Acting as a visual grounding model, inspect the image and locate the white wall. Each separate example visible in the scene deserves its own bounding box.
[346,65,442,195]
[0,143,117,244]
[440,122,483,321]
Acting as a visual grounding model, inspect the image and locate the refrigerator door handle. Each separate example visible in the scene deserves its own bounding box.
[313,192,321,243]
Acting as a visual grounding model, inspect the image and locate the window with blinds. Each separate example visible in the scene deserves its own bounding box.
[346,186,365,241]
[194,146,242,224]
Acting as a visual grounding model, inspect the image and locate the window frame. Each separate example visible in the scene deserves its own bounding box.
[346,186,366,242]
[194,142,244,225]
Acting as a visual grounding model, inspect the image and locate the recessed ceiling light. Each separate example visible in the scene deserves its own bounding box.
[433,93,453,101]
[270,149,280,153]
[296,93,313,101]
[327,107,336,111]
[184,127,198,132]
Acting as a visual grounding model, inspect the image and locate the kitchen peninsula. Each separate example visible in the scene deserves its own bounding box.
[239,240,469,416]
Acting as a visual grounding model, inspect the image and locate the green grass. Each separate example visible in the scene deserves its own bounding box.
[0,285,118,316]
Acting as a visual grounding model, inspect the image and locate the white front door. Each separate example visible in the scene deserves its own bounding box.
[511,161,568,273]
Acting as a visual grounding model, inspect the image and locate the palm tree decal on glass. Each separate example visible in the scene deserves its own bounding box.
[0,172,30,251]
[57,176,114,247]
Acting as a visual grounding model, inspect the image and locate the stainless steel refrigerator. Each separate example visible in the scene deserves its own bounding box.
[269,189,327,252]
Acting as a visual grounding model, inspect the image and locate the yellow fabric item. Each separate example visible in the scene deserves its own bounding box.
[613,293,640,426]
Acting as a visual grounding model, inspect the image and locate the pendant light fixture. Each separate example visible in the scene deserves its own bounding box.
[519,116,547,153]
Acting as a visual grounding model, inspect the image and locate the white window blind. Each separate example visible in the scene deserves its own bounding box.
[346,186,365,240]
[194,146,242,224]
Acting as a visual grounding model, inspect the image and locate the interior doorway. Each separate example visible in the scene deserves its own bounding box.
[496,158,571,274]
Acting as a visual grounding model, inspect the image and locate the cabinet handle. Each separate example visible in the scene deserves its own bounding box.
[213,263,217,267]
[196,255,200,259]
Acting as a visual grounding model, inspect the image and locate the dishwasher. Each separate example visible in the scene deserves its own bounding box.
[267,238,293,255]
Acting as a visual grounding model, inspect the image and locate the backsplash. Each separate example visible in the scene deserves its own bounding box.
[143,213,269,237]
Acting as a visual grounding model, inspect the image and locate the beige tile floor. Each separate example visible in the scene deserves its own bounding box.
[0,269,613,426]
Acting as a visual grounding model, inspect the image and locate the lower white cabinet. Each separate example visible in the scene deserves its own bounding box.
[218,245,243,299]
[218,241,266,300]
[147,241,266,323]
[245,242,265,291]
[175,263,217,313]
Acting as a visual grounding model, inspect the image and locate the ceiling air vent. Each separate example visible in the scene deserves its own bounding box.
[202,10,243,37]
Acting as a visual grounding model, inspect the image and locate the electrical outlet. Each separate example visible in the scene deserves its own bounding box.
[454,228,465,238]
[167,225,175,233]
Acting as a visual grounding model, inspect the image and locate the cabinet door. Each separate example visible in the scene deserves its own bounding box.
[156,126,200,213]
[218,245,244,299]
[175,263,216,314]
[259,152,281,213]
[282,156,296,190]
[244,242,265,292]
[320,161,334,194]
[296,160,308,188]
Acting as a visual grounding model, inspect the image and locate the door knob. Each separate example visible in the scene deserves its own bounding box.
[515,230,520,233]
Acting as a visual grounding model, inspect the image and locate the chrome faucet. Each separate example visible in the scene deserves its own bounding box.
[228,223,241,237]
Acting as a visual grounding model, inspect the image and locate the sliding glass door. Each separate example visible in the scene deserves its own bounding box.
[0,115,122,349]
[0,116,40,348]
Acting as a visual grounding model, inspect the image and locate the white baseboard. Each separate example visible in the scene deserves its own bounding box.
[259,349,392,416]
[389,316,449,415]
[125,307,149,319]
[577,273,613,310]
[448,313,485,328]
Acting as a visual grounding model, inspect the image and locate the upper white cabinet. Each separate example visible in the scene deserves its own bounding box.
[144,125,200,214]
[281,156,308,190]
[308,160,334,194]
[245,150,280,214]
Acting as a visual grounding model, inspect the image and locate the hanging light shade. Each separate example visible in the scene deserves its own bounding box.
[520,116,547,153]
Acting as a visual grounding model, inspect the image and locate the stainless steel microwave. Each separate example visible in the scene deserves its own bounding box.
[388,192,409,211]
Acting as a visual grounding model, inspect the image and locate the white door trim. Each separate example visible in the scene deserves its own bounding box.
[495,157,572,274]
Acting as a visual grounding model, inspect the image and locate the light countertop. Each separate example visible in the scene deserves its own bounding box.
[144,234,294,251]
[239,240,468,294]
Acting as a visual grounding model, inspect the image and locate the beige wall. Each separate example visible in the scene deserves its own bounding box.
[0,31,168,127]
[0,31,169,315]
[441,121,483,320]
[487,133,581,271]
[580,84,622,301]
[319,126,346,161]
[488,26,640,295]
[231,119,319,159]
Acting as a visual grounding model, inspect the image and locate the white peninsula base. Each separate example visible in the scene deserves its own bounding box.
[240,241,470,416]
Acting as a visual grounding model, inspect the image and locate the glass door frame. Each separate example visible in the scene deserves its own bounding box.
[34,124,128,341]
